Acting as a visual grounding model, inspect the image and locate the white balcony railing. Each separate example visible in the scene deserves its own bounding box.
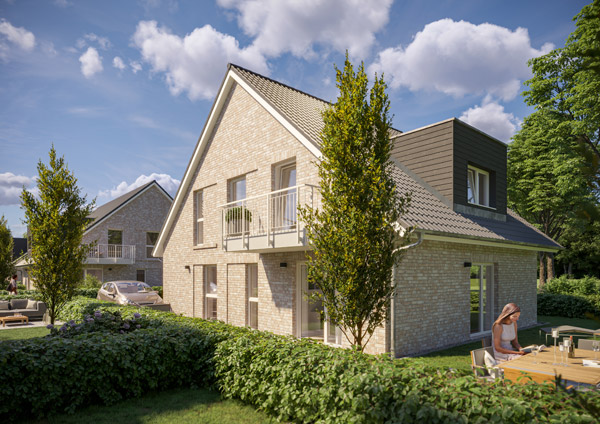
[219,184,320,250]
[86,244,136,264]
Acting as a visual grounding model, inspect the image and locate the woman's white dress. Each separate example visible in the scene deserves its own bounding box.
[493,323,521,362]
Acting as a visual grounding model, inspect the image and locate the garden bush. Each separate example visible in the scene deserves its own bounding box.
[537,293,598,318]
[542,276,600,297]
[0,325,224,421]
[215,333,599,423]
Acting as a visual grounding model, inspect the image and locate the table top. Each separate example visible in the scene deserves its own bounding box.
[499,348,600,386]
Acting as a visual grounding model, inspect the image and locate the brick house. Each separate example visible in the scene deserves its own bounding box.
[17,180,172,288]
[153,65,560,356]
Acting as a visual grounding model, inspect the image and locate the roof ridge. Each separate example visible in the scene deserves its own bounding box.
[229,63,332,106]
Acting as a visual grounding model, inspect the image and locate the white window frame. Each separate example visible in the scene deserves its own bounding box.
[467,165,490,207]
[146,232,159,259]
[194,190,204,245]
[470,263,494,336]
[228,176,246,204]
[204,265,217,320]
[247,264,258,329]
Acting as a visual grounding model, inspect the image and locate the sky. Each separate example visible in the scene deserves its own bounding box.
[0,0,590,236]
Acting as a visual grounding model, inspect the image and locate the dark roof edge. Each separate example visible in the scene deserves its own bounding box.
[419,228,562,252]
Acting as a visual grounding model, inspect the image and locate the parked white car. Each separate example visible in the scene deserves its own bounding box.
[97,281,163,307]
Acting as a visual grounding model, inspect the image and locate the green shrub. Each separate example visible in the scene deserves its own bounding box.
[79,274,102,289]
[0,325,224,421]
[537,293,598,318]
[542,275,600,297]
[215,333,598,423]
[49,310,148,338]
[152,286,163,297]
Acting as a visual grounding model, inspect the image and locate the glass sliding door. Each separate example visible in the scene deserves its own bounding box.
[273,163,296,232]
[470,264,494,334]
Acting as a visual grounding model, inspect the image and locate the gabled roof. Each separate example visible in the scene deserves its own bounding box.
[153,64,560,256]
[86,180,172,234]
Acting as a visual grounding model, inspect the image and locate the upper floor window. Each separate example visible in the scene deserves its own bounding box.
[194,190,204,245]
[108,229,122,245]
[146,232,159,258]
[467,166,489,207]
[229,176,246,204]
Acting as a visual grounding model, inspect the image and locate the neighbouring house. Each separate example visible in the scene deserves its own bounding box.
[152,64,560,356]
[16,180,172,289]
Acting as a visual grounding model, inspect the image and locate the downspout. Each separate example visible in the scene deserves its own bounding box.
[390,231,423,358]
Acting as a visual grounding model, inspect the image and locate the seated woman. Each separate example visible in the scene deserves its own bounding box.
[492,303,526,362]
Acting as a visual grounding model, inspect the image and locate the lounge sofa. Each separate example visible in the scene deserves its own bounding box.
[0,299,47,320]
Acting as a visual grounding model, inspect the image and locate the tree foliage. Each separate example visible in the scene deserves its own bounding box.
[523,0,600,195]
[0,215,15,282]
[20,147,94,323]
[300,56,410,351]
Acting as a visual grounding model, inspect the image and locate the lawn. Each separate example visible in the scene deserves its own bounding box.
[0,326,49,341]
[411,315,600,371]
[24,388,275,424]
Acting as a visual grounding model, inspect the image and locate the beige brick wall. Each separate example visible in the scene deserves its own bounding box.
[393,239,537,356]
[82,184,171,286]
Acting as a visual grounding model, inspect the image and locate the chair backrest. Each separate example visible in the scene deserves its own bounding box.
[578,338,597,351]
[470,347,494,377]
[481,336,492,348]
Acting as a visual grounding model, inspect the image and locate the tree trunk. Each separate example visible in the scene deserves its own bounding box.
[567,262,573,277]
[546,253,555,281]
[539,252,546,287]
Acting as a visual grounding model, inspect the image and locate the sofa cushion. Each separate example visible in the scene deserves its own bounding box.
[10,299,28,310]
[0,301,9,310]
[26,299,37,309]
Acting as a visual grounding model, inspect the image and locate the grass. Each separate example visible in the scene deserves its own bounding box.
[24,388,276,424]
[0,326,49,341]
[411,315,600,371]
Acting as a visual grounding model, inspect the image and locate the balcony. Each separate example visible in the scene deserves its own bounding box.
[86,244,136,264]
[219,184,320,252]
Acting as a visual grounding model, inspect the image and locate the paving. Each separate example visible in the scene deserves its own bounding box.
[0,319,61,330]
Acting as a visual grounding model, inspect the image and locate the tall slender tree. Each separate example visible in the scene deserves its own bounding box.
[0,215,15,283]
[300,55,410,351]
[21,147,94,323]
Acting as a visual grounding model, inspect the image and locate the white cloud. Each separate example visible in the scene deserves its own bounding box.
[218,0,391,59]
[459,98,521,142]
[0,173,35,206]
[84,33,111,50]
[0,19,35,57]
[370,19,553,101]
[113,56,126,70]
[79,47,103,78]
[54,0,70,7]
[98,173,180,199]
[130,60,142,73]
[132,20,268,100]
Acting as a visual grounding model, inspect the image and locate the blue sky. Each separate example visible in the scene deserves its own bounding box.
[0,0,589,236]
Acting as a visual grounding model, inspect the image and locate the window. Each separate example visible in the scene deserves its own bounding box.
[84,269,103,283]
[467,166,490,207]
[146,232,159,258]
[204,265,217,320]
[136,269,146,282]
[229,176,246,204]
[247,264,258,329]
[273,162,297,231]
[194,190,204,245]
[107,229,122,258]
[470,264,494,334]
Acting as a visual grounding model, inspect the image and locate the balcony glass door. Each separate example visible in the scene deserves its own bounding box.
[273,163,296,232]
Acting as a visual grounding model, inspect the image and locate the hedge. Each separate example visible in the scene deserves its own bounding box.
[3,301,599,423]
[0,288,98,301]
[215,333,599,423]
[538,276,600,318]
[541,276,600,297]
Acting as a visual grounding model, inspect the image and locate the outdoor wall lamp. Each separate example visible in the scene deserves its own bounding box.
[464,262,472,268]
[280,263,287,268]
[184,265,191,272]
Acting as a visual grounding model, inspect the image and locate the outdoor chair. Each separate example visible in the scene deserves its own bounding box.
[578,338,596,351]
[481,336,492,348]
[470,347,503,381]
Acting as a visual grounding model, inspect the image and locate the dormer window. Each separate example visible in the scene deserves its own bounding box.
[467,165,489,207]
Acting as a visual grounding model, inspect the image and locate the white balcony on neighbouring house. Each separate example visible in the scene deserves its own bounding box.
[219,184,320,252]
[86,244,136,264]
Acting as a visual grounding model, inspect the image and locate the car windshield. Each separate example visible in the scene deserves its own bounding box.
[116,282,153,294]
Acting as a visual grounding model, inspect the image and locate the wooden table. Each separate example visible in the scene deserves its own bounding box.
[0,315,29,327]
[499,348,600,387]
